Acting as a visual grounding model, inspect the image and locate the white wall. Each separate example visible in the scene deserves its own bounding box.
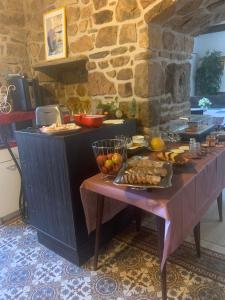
[191,31,225,95]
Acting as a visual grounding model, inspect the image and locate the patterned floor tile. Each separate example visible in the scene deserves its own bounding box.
[1,219,225,300]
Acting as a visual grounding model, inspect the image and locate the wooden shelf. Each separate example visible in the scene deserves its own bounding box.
[32,56,88,73]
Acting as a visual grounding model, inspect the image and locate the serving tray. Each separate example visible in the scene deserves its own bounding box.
[113,156,173,190]
[40,124,81,134]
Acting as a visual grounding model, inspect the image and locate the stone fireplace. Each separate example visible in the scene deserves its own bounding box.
[1,0,225,132]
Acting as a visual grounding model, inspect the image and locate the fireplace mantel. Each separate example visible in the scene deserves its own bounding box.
[32,56,89,83]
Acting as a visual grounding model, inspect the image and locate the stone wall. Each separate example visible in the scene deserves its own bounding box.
[17,0,225,130]
[23,0,160,116]
[140,24,194,131]
[145,23,193,128]
[23,0,187,130]
[0,0,30,86]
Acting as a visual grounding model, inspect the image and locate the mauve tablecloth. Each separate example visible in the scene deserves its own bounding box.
[0,111,34,125]
[80,147,225,269]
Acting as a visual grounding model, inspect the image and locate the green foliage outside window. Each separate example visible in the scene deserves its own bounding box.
[195,50,224,95]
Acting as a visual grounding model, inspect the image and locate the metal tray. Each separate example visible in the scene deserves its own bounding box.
[113,157,173,190]
[39,125,81,135]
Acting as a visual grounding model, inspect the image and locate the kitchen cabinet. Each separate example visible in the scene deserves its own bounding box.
[0,147,20,221]
[16,120,136,265]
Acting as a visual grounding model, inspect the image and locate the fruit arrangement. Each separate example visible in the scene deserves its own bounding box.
[92,139,126,178]
[96,152,123,176]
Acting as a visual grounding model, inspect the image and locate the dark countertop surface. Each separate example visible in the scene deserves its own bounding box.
[15,120,135,139]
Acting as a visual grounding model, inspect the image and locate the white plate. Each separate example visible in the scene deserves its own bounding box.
[179,146,189,151]
[170,148,185,154]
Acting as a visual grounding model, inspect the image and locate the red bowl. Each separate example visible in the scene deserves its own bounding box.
[74,114,83,126]
[74,114,104,128]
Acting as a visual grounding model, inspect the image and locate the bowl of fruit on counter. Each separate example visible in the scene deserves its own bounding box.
[92,139,126,179]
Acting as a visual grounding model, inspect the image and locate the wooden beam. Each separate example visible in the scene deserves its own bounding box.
[202,23,225,35]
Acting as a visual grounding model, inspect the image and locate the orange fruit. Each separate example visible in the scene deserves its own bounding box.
[112,153,122,165]
[104,159,113,170]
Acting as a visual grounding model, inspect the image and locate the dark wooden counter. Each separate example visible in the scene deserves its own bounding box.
[15,120,136,265]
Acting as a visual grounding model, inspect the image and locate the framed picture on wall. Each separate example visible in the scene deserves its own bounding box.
[43,7,67,61]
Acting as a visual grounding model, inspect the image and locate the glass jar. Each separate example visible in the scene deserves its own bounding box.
[189,142,197,158]
[189,138,202,158]
[206,135,216,147]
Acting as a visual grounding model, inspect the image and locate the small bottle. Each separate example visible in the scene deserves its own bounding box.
[189,138,197,158]
[189,138,196,144]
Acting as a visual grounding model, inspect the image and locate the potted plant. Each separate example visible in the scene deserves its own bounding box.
[198,97,212,110]
[96,97,123,119]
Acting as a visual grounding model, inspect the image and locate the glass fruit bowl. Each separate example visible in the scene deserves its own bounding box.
[92,139,126,179]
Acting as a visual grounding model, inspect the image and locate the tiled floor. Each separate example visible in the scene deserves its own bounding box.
[1,193,225,299]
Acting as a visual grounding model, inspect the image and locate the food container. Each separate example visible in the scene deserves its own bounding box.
[114,156,173,189]
[92,139,126,179]
[132,135,145,145]
[180,115,214,133]
[74,114,105,128]
[189,141,201,158]
[206,135,217,147]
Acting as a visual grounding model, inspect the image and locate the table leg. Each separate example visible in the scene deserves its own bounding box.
[93,195,104,271]
[193,222,201,258]
[217,193,223,222]
[156,216,167,300]
[134,207,142,232]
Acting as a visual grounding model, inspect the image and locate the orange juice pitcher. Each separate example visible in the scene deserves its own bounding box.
[150,132,165,151]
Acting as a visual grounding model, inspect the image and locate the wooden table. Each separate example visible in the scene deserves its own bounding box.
[80,147,225,299]
[95,196,202,299]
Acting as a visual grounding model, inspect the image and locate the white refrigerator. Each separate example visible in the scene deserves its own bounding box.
[0,147,20,222]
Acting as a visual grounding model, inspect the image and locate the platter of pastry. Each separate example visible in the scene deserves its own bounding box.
[156,150,190,165]
[114,156,173,189]
[40,123,81,134]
